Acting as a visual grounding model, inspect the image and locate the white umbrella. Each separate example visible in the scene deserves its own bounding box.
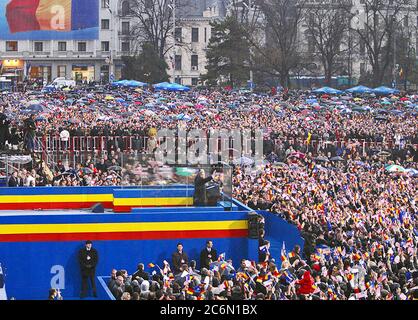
[232,156,255,166]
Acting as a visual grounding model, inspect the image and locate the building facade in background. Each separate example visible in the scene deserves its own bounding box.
[0,0,226,85]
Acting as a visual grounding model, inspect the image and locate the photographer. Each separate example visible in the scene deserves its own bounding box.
[23,114,36,152]
[0,109,9,151]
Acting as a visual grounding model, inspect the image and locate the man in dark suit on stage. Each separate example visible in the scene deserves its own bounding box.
[200,240,218,269]
[172,243,189,275]
[193,169,214,206]
[78,240,98,298]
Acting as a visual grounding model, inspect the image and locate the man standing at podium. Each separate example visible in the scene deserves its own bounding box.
[193,169,214,206]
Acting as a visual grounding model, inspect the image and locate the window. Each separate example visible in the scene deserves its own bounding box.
[101,19,110,30]
[175,27,182,41]
[121,0,131,16]
[175,55,182,70]
[192,78,198,86]
[175,76,182,84]
[192,28,199,42]
[204,28,207,43]
[6,41,18,51]
[58,41,67,51]
[191,55,198,69]
[78,42,87,52]
[121,41,130,52]
[101,41,110,52]
[57,65,66,78]
[34,42,43,52]
[122,22,130,35]
[101,0,110,8]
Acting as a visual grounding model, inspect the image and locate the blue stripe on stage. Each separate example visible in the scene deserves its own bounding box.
[113,188,195,198]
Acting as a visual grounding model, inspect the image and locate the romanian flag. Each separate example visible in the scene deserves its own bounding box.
[148,263,155,268]
[186,288,194,295]
[220,262,228,270]
[6,0,98,34]
[223,280,230,289]
[288,252,296,259]
[306,132,312,145]
[272,270,281,278]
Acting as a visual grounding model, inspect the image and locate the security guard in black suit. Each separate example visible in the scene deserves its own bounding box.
[78,240,99,298]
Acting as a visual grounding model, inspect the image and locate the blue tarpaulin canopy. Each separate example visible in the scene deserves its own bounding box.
[112,80,147,88]
[346,85,374,94]
[373,86,400,95]
[153,82,190,92]
[312,87,343,94]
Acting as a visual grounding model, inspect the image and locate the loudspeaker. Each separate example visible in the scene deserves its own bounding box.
[248,212,260,239]
[91,203,104,213]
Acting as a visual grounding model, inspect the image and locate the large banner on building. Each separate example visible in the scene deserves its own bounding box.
[0,0,99,40]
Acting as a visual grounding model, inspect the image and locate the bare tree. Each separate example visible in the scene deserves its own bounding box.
[129,0,190,59]
[304,0,352,86]
[253,0,307,88]
[347,0,413,86]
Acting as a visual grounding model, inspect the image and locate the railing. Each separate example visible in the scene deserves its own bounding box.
[35,135,416,155]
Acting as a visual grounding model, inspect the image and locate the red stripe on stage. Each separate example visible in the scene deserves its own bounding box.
[0,229,248,242]
[0,202,114,210]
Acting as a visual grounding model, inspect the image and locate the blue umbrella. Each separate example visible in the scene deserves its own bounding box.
[28,104,44,112]
[374,86,400,95]
[312,87,343,95]
[346,85,374,94]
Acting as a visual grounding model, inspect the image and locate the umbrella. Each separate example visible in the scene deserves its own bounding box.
[288,151,305,159]
[315,156,330,162]
[405,168,418,176]
[385,165,405,173]
[330,156,344,161]
[377,151,391,157]
[232,156,254,166]
[108,165,123,171]
[175,167,197,177]
[82,168,94,174]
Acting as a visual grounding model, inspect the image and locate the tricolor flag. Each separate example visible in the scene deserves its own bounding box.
[186,287,194,295]
[148,263,155,268]
[217,252,225,262]
[6,0,98,34]
[280,242,288,262]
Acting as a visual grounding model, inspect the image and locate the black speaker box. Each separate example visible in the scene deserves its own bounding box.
[91,203,104,213]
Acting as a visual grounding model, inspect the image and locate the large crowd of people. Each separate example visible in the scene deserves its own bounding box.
[1,84,417,300]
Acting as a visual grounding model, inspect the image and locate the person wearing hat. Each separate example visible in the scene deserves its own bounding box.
[78,240,99,298]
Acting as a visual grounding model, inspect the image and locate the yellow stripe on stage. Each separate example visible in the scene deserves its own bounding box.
[113,197,194,206]
[0,220,248,235]
[0,194,114,204]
